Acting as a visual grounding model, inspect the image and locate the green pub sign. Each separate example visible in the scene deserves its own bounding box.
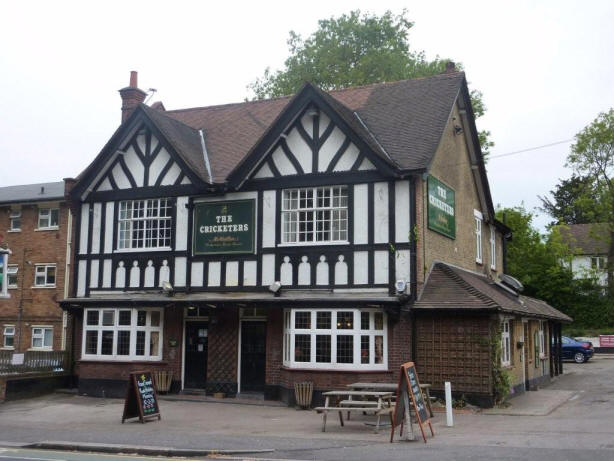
[427,176,455,239]
[193,200,255,255]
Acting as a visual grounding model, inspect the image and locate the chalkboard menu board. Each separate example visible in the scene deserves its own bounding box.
[122,371,161,424]
[390,362,434,443]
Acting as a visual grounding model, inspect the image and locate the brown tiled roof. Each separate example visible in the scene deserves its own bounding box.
[152,72,465,183]
[558,223,609,255]
[415,262,572,322]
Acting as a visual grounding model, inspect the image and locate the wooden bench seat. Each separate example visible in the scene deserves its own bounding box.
[314,406,394,432]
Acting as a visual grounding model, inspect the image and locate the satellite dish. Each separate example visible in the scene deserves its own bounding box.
[499,274,524,293]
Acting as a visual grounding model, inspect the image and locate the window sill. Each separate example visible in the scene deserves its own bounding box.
[28,347,53,352]
[277,241,350,247]
[476,260,483,265]
[78,358,166,363]
[8,286,18,290]
[7,229,21,233]
[281,366,391,373]
[1,347,15,351]
[31,286,57,289]
[114,247,172,253]
[35,227,59,232]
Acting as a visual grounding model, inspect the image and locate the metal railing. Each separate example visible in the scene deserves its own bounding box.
[0,350,69,375]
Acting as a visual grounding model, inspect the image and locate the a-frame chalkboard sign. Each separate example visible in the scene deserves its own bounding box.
[122,371,161,424]
[390,362,434,443]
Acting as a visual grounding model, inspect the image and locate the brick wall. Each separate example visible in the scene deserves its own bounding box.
[417,104,504,290]
[0,202,69,352]
[414,313,492,397]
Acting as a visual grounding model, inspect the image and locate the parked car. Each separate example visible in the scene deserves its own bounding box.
[562,336,594,363]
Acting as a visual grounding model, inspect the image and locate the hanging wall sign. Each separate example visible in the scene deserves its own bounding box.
[427,176,456,239]
[193,200,255,255]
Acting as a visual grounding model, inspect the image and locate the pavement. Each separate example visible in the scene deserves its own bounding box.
[0,356,613,460]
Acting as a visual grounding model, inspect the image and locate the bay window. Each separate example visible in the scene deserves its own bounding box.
[281,186,348,244]
[118,199,172,250]
[283,308,387,370]
[82,308,163,360]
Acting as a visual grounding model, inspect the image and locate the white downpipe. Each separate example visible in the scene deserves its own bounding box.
[445,381,453,427]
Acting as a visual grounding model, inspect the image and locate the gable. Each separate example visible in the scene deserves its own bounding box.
[72,106,207,201]
[90,125,193,194]
[227,83,399,188]
[250,107,377,180]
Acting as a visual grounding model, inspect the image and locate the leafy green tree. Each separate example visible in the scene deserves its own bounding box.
[496,205,612,328]
[249,10,493,158]
[567,108,614,295]
[539,175,609,225]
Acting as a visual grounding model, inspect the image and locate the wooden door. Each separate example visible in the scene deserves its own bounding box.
[184,322,208,389]
[240,321,266,392]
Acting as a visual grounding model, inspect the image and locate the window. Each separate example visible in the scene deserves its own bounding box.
[282,308,387,370]
[7,265,18,288]
[9,210,21,231]
[501,320,511,366]
[591,256,606,271]
[538,321,546,359]
[490,226,496,270]
[31,327,53,349]
[118,199,172,250]
[3,326,15,348]
[38,208,59,229]
[34,264,56,287]
[281,186,348,244]
[82,308,163,360]
[474,210,483,264]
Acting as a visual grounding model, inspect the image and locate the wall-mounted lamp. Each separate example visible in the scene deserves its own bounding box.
[269,281,282,297]
[162,281,174,296]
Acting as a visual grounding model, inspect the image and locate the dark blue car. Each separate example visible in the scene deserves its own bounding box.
[562,336,594,363]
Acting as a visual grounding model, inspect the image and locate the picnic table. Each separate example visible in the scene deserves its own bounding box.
[314,390,394,433]
[347,382,434,418]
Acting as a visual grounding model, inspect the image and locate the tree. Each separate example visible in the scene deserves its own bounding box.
[567,108,614,296]
[539,174,609,225]
[496,205,611,328]
[248,10,493,158]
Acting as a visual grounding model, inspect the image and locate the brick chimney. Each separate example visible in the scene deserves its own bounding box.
[118,71,147,123]
[445,61,457,73]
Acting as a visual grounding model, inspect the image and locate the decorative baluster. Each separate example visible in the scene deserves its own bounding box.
[280,256,293,286]
[115,261,126,288]
[298,256,311,285]
[335,255,348,285]
[316,255,329,285]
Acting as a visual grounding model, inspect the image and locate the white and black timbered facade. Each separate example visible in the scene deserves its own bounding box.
[61,71,569,406]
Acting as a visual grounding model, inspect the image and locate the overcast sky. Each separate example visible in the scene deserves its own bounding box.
[1,0,613,230]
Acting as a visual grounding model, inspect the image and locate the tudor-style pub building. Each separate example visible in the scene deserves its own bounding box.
[61,69,569,406]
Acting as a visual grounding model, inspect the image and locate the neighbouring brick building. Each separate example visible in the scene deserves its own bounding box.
[0,182,72,354]
[59,68,570,407]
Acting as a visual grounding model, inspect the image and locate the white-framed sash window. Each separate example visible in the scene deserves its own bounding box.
[34,264,56,287]
[38,208,59,229]
[501,319,511,366]
[7,265,18,288]
[2,325,15,349]
[31,326,53,350]
[474,210,483,264]
[490,225,496,270]
[538,321,546,359]
[283,308,387,370]
[117,199,172,250]
[9,210,21,231]
[82,308,163,361]
[281,186,348,244]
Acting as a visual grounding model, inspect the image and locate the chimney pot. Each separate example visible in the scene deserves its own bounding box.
[445,61,456,73]
[119,71,147,123]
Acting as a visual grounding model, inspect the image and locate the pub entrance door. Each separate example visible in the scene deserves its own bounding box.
[240,321,266,392]
[184,322,208,389]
